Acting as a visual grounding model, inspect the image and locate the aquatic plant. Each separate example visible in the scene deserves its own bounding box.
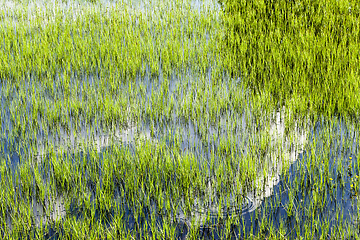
[0,0,359,239]
[219,0,360,117]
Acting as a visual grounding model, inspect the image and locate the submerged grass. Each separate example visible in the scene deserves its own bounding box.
[0,0,360,239]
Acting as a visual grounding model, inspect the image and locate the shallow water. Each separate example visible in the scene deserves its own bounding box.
[1,0,360,238]
[2,64,360,234]
[1,64,360,238]
[0,73,308,235]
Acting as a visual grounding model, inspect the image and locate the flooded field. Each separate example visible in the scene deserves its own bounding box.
[1,0,360,239]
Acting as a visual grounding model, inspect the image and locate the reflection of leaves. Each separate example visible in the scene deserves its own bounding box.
[348,162,353,177]
[350,175,359,197]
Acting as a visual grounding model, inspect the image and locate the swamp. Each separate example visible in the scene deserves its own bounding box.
[1,0,360,239]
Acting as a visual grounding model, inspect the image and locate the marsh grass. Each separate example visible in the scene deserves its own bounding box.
[219,0,360,118]
[0,0,360,239]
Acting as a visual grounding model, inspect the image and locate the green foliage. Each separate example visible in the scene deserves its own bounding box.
[1,0,360,238]
[219,0,360,117]
[0,3,216,83]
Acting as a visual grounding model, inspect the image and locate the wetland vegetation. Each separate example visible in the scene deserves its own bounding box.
[0,0,360,239]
